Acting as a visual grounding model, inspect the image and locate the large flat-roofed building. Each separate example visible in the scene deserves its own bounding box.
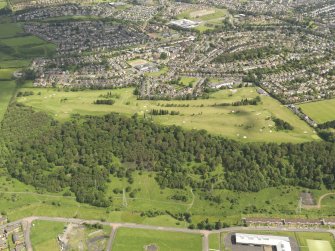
[169,19,201,29]
[235,233,292,251]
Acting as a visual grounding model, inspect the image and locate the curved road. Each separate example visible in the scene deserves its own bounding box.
[11,216,335,251]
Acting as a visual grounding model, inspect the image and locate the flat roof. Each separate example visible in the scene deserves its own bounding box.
[235,233,292,251]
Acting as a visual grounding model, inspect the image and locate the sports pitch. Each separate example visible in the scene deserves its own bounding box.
[299,99,335,124]
[307,239,333,251]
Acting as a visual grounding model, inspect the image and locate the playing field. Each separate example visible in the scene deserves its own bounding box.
[299,99,335,124]
[295,232,335,251]
[127,59,148,67]
[307,239,333,251]
[30,220,66,251]
[112,228,202,251]
[16,86,318,143]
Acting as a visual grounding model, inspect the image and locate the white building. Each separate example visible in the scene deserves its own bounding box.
[169,19,201,29]
[235,233,292,251]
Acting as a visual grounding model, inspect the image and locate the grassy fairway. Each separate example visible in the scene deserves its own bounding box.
[30,220,66,251]
[299,99,335,123]
[112,228,202,251]
[0,81,16,121]
[17,87,318,143]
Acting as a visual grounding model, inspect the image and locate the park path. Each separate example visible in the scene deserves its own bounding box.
[187,188,195,212]
[317,192,335,208]
[303,192,335,209]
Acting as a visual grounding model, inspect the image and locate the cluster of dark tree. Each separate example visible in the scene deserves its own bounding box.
[150,109,180,116]
[16,91,34,97]
[272,117,294,131]
[213,46,282,64]
[214,96,261,107]
[189,219,229,230]
[169,193,188,202]
[319,120,335,129]
[94,99,115,105]
[1,104,335,208]
[99,92,120,99]
[161,103,190,107]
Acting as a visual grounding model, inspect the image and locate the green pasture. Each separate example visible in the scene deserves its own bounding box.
[299,99,335,124]
[112,228,202,251]
[16,86,318,143]
[0,23,23,39]
[30,220,66,251]
[0,81,16,121]
[0,68,15,80]
[0,18,56,66]
[0,1,6,9]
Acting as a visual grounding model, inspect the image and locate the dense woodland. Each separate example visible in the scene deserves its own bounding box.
[0,103,335,207]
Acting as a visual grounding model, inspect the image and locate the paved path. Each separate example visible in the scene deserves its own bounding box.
[3,216,335,251]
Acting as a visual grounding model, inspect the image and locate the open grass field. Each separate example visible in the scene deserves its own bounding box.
[127,58,148,67]
[0,1,6,9]
[112,228,202,251]
[0,68,15,80]
[239,230,335,251]
[307,239,333,251]
[299,99,335,124]
[30,220,66,251]
[0,81,16,121]
[295,232,335,251]
[177,7,229,32]
[178,8,227,22]
[16,86,318,143]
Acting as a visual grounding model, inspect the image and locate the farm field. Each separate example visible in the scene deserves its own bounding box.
[30,220,66,251]
[16,86,319,143]
[299,99,335,124]
[112,228,202,251]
